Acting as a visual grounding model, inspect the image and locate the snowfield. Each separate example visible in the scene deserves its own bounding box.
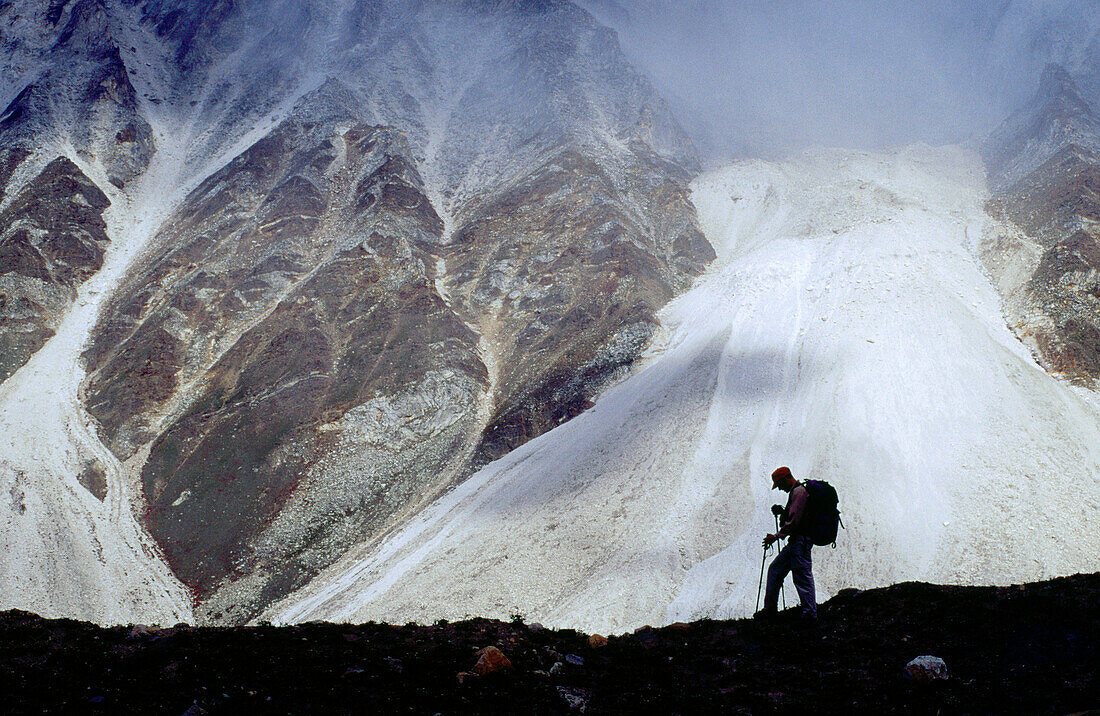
[270,145,1100,632]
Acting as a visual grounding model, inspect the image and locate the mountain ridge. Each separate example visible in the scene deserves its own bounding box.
[3,572,1097,714]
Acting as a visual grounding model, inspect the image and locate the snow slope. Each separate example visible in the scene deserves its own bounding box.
[270,145,1100,632]
[0,144,195,624]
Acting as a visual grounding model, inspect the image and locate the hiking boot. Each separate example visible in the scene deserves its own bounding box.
[752,609,778,622]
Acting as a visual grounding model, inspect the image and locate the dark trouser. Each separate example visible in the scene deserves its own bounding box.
[764,534,816,616]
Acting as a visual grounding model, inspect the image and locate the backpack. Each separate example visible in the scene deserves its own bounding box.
[802,479,842,547]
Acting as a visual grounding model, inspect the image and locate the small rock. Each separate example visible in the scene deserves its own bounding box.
[905,655,949,682]
[557,686,590,712]
[528,622,547,632]
[587,634,608,648]
[564,653,585,667]
[634,628,658,648]
[473,646,513,675]
[126,624,154,640]
[383,656,403,674]
[456,671,477,685]
[549,662,565,676]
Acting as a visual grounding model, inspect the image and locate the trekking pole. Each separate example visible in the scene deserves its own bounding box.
[755,543,769,613]
[774,514,786,609]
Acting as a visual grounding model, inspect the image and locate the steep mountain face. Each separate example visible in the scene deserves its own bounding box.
[83,92,488,621]
[982,65,1100,384]
[1,0,710,623]
[0,0,153,384]
[0,157,110,381]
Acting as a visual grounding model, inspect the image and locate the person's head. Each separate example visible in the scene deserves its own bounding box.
[771,466,798,492]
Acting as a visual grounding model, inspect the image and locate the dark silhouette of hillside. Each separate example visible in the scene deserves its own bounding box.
[3,573,1097,714]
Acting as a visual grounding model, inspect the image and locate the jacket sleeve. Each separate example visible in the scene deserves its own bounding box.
[778,485,807,538]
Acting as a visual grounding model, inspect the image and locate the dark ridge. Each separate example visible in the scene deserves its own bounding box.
[2,574,1097,714]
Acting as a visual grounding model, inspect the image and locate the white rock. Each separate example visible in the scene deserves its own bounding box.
[905,655,949,682]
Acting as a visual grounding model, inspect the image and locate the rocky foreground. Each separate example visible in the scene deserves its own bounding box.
[2,573,1097,714]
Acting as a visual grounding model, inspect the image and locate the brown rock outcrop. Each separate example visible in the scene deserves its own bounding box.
[448,147,712,467]
[84,90,487,621]
[473,645,513,675]
[0,157,110,382]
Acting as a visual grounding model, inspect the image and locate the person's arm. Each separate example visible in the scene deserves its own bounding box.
[778,486,807,538]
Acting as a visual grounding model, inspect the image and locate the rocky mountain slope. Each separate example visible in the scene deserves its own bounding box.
[982,64,1100,384]
[0,0,710,624]
[3,573,1097,714]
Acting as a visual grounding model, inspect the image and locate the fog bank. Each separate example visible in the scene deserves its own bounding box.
[580,0,1100,161]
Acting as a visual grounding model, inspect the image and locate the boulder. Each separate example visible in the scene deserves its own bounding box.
[904,655,949,682]
[126,624,154,640]
[587,634,608,648]
[557,686,590,712]
[473,646,513,675]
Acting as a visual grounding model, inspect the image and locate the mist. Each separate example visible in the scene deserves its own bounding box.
[580,0,1100,161]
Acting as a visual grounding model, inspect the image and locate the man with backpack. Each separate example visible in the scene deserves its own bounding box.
[756,466,819,622]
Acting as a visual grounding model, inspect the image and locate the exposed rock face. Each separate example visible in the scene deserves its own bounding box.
[0,0,155,384]
[0,156,110,382]
[982,65,1100,385]
[3,0,710,624]
[0,0,156,190]
[449,147,711,467]
[340,0,714,466]
[84,88,487,621]
[983,66,1100,194]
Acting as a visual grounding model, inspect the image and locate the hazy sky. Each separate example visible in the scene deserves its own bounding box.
[580,0,1100,161]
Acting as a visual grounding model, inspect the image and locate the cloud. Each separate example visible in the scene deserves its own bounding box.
[579,0,1100,161]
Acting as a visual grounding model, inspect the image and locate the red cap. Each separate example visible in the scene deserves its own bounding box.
[771,466,793,489]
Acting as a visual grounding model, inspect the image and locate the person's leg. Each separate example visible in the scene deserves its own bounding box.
[762,541,793,612]
[788,536,817,617]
